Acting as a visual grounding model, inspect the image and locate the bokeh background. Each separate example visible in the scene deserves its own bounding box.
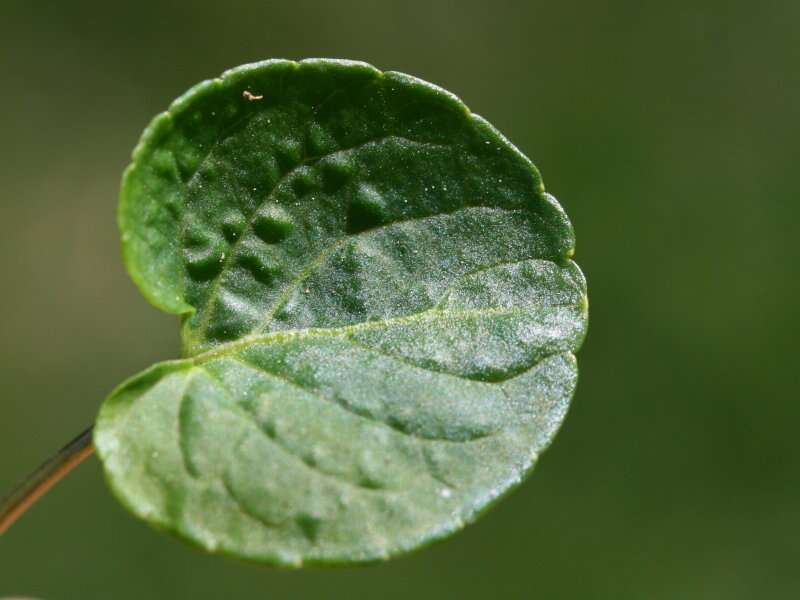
[1,1,798,598]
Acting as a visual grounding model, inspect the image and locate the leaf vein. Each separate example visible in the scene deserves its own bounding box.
[197,365,395,493]
[255,206,529,334]
[190,134,450,347]
[228,356,472,443]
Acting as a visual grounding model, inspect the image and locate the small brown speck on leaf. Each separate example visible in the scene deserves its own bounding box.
[243,90,264,101]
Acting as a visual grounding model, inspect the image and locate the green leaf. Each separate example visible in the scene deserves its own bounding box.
[95,58,588,566]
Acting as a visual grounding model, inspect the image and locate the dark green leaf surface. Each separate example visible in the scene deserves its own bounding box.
[95,58,588,566]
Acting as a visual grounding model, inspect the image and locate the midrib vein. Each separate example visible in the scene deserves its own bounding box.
[190,302,582,366]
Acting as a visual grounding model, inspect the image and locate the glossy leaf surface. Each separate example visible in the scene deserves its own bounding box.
[95,59,588,565]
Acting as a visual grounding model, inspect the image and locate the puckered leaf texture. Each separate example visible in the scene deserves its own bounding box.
[95,58,588,566]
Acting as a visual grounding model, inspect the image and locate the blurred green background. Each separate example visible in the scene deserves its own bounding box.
[1,1,798,598]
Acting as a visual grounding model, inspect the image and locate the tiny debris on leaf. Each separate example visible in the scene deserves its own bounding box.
[243,90,264,101]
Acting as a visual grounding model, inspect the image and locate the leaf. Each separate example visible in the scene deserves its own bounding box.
[95,59,588,566]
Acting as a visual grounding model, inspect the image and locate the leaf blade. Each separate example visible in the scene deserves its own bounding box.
[98,58,588,565]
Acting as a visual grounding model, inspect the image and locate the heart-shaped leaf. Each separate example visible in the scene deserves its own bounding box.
[95,59,588,566]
